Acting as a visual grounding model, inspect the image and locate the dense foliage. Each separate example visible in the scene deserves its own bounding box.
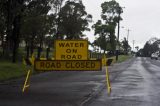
[137,37,160,57]
[92,0,126,54]
[0,0,92,62]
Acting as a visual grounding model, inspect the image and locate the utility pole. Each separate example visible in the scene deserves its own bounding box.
[127,29,131,42]
[116,13,120,61]
[133,40,135,51]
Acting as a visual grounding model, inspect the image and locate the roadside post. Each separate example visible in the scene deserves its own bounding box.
[46,48,50,59]
[102,54,107,66]
[106,66,111,95]
[22,69,31,93]
[102,54,112,95]
[22,53,35,93]
[37,47,42,59]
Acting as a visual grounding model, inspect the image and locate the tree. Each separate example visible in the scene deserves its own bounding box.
[58,0,92,39]
[92,20,112,53]
[21,0,55,55]
[0,0,25,62]
[135,46,139,51]
[142,37,160,57]
[92,0,123,54]
[50,0,65,39]
[121,37,130,54]
[143,42,151,57]
[0,0,6,55]
[101,0,123,50]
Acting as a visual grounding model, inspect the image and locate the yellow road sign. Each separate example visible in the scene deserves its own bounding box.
[34,60,101,71]
[55,40,88,60]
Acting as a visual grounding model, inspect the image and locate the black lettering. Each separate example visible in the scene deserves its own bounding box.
[51,62,56,68]
[80,43,84,47]
[59,43,65,47]
[65,62,70,68]
[78,55,82,59]
[75,62,80,68]
[70,62,74,68]
[65,43,70,47]
[75,43,79,47]
[72,49,77,53]
[81,62,85,68]
[40,62,45,68]
[46,62,50,68]
[66,49,71,53]
[86,62,90,68]
[70,43,74,47]
[59,42,85,48]
[91,62,95,68]
[61,55,65,59]
[66,55,71,59]
[72,55,76,59]
[56,62,61,68]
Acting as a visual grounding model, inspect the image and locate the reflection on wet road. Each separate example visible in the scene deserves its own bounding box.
[86,57,160,106]
[1,57,160,106]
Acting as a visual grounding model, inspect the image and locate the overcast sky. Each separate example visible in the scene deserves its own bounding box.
[83,0,160,50]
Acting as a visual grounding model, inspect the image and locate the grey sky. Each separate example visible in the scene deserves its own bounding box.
[83,0,160,49]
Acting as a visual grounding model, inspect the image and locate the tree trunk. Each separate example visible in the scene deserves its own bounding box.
[6,0,14,58]
[30,37,34,56]
[11,0,24,63]
[40,34,43,48]
[103,50,105,54]
[2,34,5,55]
[12,15,21,63]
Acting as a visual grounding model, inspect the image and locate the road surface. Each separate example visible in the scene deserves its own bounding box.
[0,57,160,106]
[84,57,160,106]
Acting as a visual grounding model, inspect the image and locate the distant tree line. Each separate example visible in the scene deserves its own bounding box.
[137,37,160,57]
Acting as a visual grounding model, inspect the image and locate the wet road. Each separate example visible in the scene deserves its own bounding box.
[0,57,160,106]
[85,57,160,106]
[0,65,106,106]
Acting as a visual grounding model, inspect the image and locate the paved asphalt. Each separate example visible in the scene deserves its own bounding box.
[85,57,160,106]
[0,57,160,106]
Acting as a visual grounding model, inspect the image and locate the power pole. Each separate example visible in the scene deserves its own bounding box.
[116,7,121,61]
[127,29,131,42]
[125,29,131,54]
[133,40,135,51]
[116,16,120,61]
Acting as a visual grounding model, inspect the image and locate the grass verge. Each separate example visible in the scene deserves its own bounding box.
[108,55,132,64]
[0,55,132,81]
[116,55,132,63]
[0,61,26,81]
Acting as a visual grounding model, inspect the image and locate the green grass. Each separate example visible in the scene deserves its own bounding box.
[0,61,27,81]
[107,55,132,63]
[115,55,132,63]
[0,54,132,81]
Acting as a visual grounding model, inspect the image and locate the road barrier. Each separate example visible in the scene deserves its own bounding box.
[22,40,114,93]
[106,66,111,95]
[107,59,113,66]
[22,40,102,93]
[22,69,31,93]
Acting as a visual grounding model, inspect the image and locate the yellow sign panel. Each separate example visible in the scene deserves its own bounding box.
[55,40,88,60]
[34,60,101,71]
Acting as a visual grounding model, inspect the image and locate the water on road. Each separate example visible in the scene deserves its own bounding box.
[86,57,160,106]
